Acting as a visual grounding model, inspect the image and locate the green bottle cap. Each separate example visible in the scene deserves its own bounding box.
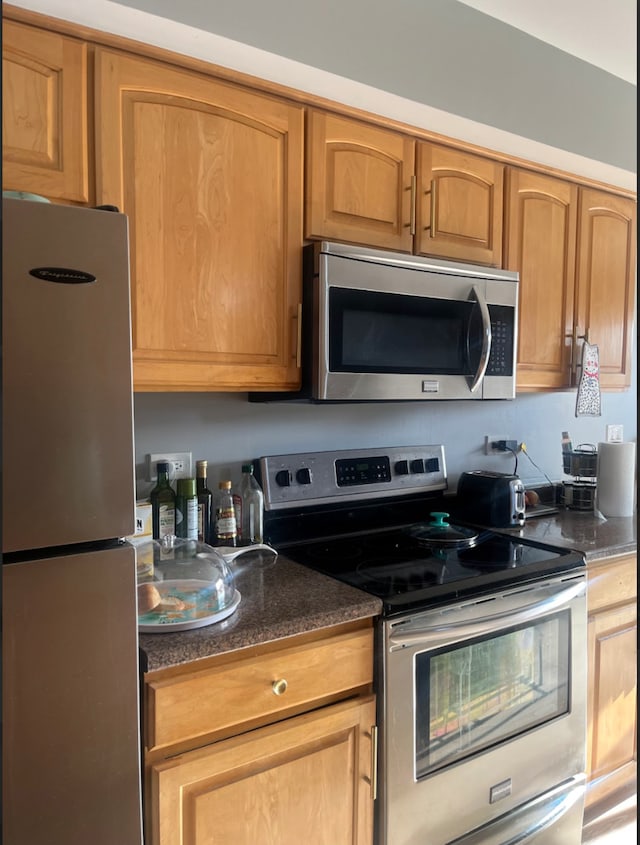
[242,463,254,473]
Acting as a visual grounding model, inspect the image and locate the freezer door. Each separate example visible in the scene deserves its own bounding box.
[2,198,136,553]
[2,543,143,845]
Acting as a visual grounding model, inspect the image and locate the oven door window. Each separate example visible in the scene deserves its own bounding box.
[414,610,570,780]
[328,287,485,375]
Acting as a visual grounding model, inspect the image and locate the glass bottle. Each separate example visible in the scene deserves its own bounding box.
[175,478,198,540]
[150,461,176,540]
[238,463,264,545]
[195,460,213,544]
[215,480,237,546]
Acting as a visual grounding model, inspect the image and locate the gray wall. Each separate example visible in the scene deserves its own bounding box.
[133,385,637,499]
[21,0,635,496]
[115,0,636,173]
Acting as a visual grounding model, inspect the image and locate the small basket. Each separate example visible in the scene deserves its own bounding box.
[562,444,598,478]
[560,480,597,511]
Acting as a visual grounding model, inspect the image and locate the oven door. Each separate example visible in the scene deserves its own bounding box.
[315,250,517,401]
[377,572,587,845]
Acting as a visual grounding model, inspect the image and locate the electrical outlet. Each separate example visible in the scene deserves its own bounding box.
[147,452,192,482]
[606,424,624,443]
[485,436,518,455]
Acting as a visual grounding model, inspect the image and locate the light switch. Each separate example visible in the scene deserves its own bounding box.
[605,424,624,442]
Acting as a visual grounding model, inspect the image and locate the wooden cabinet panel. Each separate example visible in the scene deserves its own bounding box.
[504,169,578,390]
[586,554,637,809]
[305,110,415,252]
[306,113,504,266]
[96,48,304,391]
[415,144,504,266]
[2,20,89,202]
[575,189,637,390]
[146,627,373,752]
[149,696,376,845]
[505,171,636,392]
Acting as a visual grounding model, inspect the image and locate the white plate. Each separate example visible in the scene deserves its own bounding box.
[138,581,241,633]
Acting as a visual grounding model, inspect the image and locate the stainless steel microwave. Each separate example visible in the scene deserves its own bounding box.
[251,241,519,403]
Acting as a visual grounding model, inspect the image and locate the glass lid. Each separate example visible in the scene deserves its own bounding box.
[135,536,239,631]
[406,511,479,549]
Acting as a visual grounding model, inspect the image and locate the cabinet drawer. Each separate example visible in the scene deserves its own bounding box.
[146,627,373,752]
[587,554,637,612]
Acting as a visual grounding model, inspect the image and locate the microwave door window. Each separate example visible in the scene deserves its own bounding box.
[329,288,480,375]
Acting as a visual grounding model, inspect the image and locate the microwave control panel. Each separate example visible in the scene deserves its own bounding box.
[487,305,515,376]
[258,445,447,510]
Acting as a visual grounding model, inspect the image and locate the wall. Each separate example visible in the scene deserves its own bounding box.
[11,0,637,499]
[133,385,637,498]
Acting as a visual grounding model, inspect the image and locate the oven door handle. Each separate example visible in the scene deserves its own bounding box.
[388,580,585,650]
[467,284,491,394]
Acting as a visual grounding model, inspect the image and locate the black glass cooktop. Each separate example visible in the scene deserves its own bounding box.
[279,524,585,616]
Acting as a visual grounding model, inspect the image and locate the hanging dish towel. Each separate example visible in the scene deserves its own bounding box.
[575,341,601,417]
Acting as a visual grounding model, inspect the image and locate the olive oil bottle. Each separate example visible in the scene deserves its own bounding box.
[150,461,176,539]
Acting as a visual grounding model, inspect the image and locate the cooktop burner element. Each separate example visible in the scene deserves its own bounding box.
[257,445,585,617]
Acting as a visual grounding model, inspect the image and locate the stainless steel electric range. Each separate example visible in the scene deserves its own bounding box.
[258,446,588,845]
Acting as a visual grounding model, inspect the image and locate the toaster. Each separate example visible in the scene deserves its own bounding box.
[456,470,526,527]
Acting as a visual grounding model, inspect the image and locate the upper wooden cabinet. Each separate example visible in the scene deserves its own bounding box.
[505,170,636,391]
[306,110,504,265]
[2,20,89,202]
[415,143,504,265]
[305,110,415,252]
[575,188,637,390]
[95,49,304,392]
[504,169,578,390]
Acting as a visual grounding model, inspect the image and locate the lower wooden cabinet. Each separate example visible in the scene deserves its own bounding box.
[586,553,637,809]
[149,696,376,845]
[143,622,376,845]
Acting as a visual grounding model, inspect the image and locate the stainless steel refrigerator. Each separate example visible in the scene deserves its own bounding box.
[2,197,144,845]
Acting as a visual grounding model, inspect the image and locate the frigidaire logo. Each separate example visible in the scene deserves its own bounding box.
[29,267,96,284]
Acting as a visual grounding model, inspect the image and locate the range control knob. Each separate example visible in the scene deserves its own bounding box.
[275,469,292,487]
[410,458,425,474]
[394,460,409,475]
[296,467,312,485]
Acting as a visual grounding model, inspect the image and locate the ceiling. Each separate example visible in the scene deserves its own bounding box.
[458,0,637,84]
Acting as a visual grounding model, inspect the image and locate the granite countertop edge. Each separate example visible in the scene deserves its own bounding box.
[139,554,383,674]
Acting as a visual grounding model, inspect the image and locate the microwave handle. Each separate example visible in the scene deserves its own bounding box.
[468,284,492,393]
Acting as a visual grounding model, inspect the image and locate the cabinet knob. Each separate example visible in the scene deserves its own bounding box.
[272,678,288,696]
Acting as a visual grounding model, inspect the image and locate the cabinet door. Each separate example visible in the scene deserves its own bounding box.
[415,143,504,266]
[575,189,637,390]
[96,49,304,392]
[504,169,578,391]
[149,696,376,845]
[2,20,89,202]
[306,110,415,252]
[586,555,637,809]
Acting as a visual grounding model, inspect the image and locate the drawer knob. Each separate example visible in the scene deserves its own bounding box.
[272,678,288,696]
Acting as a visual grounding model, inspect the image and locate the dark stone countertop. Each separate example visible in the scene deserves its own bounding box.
[139,548,382,675]
[139,510,635,675]
[494,507,637,561]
